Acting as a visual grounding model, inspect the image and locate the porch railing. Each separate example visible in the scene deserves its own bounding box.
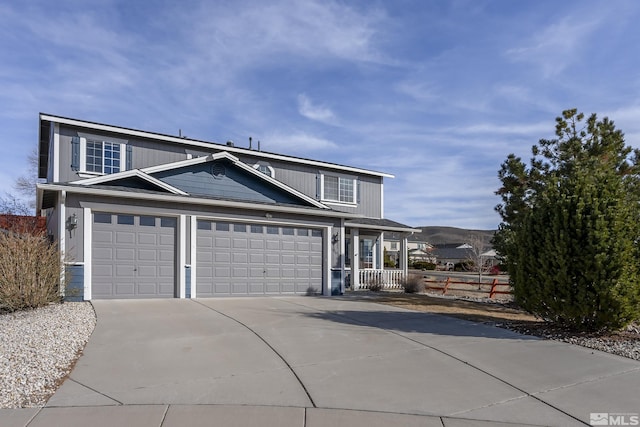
[357,269,405,290]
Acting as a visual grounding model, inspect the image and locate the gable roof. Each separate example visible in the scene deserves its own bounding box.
[71,169,188,195]
[70,152,329,209]
[39,113,394,179]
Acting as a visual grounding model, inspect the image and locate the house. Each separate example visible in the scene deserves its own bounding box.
[36,113,419,299]
[383,232,434,266]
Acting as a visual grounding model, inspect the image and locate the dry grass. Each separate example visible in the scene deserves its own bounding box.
[361,291,540,324]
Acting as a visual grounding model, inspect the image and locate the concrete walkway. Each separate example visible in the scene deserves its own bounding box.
[3,297,639,426]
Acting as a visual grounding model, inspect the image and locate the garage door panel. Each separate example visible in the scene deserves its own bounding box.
[232,253,248,263]
[115,283,135,296]
[115,265,135,277]
[215,267,230,277]
[281,241,295,251]
[281,283,295,293]
[250,268,264,277]
[250,240,264,249]
[265,240,279,250]
[115,248,136,260]
[197,236,213,248]
[281,254,295,265]
[115,232,135,244]
[265,254,279,264]
[196,222,323,297]
[93,231,113,244]
[232,267,248,277]
[159,250,174,262]
[93,265,113,277]
[233,238,248,249]
[265,283,280,293]
[138,249,157,261]
[282,268,295,278]
[232,283,248,294]
[215,252,231,263]
[215,283,231,293]
[138,233,157,245]
[215,237,230,248]
[137,265,157,278]
[92,213,176,299]
[248,283,263,293]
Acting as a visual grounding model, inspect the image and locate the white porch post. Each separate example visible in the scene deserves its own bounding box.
[351,228,360,290]
[378,231,384,270]
[340,219,346,294]
[401,235,409,277]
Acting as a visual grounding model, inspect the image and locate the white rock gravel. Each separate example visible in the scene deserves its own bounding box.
[0,302,96,408]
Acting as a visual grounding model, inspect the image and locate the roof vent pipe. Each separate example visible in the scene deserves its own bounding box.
[249,136,252,150]
[258,140,261,151]
[226,140,234,147]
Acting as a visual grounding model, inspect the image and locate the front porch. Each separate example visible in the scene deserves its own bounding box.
[341,219,419,292]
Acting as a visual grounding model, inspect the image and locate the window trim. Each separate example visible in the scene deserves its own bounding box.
[76,136,129,177]
[320,173,357,205]
[253,162,275,178]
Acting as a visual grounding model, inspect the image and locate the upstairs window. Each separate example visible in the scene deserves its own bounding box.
[322,174,356,204]
[86,140,121,174]
[72,136,131,175]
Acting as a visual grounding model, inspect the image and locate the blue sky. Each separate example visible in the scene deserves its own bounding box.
[2,0,640,229]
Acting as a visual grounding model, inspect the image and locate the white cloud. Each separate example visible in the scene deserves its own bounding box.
[505,16,602,77]
[297,94,336,124]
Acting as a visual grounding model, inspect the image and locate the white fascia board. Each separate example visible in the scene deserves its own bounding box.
[141,152,239,174]
[37,183,362,219]
[70,169,188,195]
[40,114,394,178]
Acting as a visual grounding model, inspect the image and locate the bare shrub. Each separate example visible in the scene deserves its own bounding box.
[368,281,383,292]
[0,232,62,312]
[402,274,424,294]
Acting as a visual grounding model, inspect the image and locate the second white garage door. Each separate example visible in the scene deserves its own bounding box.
[196,220,323,296]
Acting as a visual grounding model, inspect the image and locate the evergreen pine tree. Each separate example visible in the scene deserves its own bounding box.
[494,109,640,331]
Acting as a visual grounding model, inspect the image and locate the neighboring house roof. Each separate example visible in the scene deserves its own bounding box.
[39,113,394,180]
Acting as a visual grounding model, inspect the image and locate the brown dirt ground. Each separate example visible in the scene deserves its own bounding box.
[355,291,640,344]
[362,291,540,325]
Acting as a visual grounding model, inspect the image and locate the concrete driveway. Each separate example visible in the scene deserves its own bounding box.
[4,297,640,426]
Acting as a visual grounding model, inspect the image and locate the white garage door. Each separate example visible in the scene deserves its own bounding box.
[196,220,323,296]
[92,213,176,299]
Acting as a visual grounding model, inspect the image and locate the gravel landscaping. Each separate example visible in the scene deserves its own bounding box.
[0,302,96,408]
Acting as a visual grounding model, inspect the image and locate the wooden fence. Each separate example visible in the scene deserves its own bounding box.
[423,276,512,299]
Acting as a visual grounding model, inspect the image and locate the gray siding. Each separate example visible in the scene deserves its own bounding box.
[238,154,383,218]
[54,124,384,218]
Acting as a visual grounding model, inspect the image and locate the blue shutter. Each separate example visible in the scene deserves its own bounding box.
[126,145,132,170]
[316,173,321,200]
[356,177,361,204]
[71,137,80,171]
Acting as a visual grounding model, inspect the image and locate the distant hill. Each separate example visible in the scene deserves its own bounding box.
[414,226,495,246]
